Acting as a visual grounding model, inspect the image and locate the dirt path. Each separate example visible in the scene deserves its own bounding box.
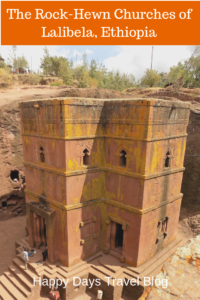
[0,215,26,276]
[0,85,67,107]
[0,84,130,108]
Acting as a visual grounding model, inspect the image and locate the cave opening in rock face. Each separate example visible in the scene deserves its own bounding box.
[10,170,19,182]
[2,201,7,207]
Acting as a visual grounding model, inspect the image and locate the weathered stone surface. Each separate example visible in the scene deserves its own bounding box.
[140,235,200,299]
[181,111,200,210]
[20,97,189,269]
[7,199,17,206]
[0,102,26,220]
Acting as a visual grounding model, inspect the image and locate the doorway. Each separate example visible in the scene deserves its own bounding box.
[115,223,124,250]
[110,221,124,254]
[32,213,47,247]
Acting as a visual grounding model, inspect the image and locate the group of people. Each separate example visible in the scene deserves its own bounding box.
[13,69,31,74]
[22,244,62,299]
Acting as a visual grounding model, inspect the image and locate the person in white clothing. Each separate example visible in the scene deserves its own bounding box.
[22,247,29,270]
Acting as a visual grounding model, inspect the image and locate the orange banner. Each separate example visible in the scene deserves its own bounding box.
[1,1,199,45]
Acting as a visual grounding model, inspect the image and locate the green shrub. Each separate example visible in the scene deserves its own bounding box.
[18,74,41,85]
[26,74,41,85]
[0,68,12,84]
[50,80,64,86]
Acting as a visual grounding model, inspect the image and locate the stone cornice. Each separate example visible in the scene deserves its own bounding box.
[21,119,189,125]
[21,132,187,142]
[25,189,183,215]
[23,161,185,180]
[19,97,191,108]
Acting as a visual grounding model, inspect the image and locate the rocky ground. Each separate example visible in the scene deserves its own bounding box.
[0,84,130,107]
[140,235,200,299]
[0,216,26,275]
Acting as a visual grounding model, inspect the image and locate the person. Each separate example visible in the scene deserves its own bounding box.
[22,247,29,270]
[49,286,60,300]
[42,245,48,262]
[23,246,29,252]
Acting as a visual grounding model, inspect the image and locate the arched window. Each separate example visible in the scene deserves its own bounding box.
[40,147,45,163]
[119,150,127,167]
[165,151,170,168]
[83,149,89,165]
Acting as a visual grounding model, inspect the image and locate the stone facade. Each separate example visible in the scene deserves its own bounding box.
[182,110,200,209]
[19,98,190,268]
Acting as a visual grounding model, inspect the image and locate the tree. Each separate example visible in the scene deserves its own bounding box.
[76,65,89,88]
[168,62,185,84]
[113,70,123,90]
[89,59,98,78]
[6,46,29,72]
[39,47,138,91]
[121,73,135,90]
[184,55,200,87]
[7,46,17,68]
[82,52,88,68]
[40,47,52,75]
[49,56,61,75]
[58,57,73,85]
[13,55,28,71]
[0,54,6,69]
[40,48,73,81]
[158,72,169,87]
[168,52,200,88]
[141,69,161,87]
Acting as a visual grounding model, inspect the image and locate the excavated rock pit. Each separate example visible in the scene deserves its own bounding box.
[0,86,200,238]
[0,86,200,299]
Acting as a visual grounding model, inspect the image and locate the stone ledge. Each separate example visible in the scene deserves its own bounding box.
[24,190,183,215]
[23,161,185,180]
